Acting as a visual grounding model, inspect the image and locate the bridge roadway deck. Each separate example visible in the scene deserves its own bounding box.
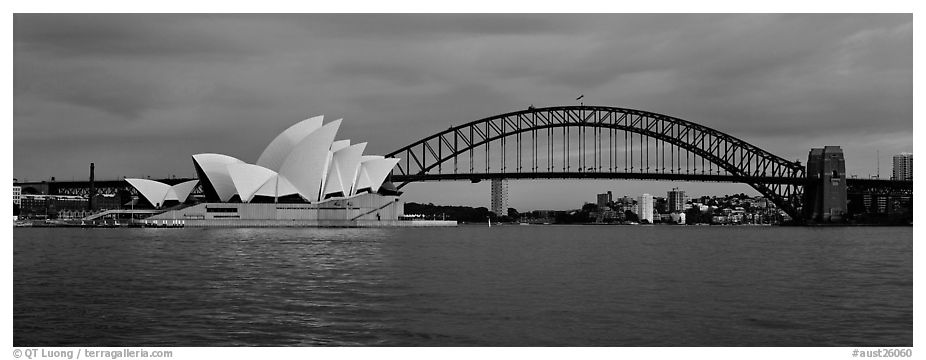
[392,172,807,184]
[392,172,913,188]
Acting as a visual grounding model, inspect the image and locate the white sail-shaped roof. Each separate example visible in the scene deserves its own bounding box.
[277,176,298,197]
[254,176,278,198]
[361,157,401,195]
[322,154,341,198]
[353,155,381,194]
[316,123,345,195]
[330,139,350,152]
[318,151,334,201]
[278,119,342,202]
[352,155,399,195]
[324,142,367,198]
[165,180,199,202]
[342,143,367,196]
[126,178,171,208]
[192,153,246,202]
[256,115,324,172]
[187,115,399,203]
[126,178,199,207]
[352,166,373,195]
[253,173,299,198]
[227,164,276,203]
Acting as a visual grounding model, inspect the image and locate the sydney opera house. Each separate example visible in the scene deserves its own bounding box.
[130,116,412,227]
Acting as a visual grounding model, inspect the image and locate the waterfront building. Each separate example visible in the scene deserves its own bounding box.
[637,193,654,223]
[596,209,618,223]
[853,191,911,216]
[892,153,912,181]
[653,196,667,214]
[185,116,397,204]
[134,116,414,227]
[144,192,405,227]
[615,196,635,214]
[13,185,21,220]
[491,179,508,216]
[529,210,556,224]
[92,193,123,211]
[18,194,88,219]
[596,191,612,210]
[667,187,686,213]
[133,116,398,205]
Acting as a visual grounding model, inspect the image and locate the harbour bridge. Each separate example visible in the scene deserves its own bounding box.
[385,105,911,223]
[15,105,911,224]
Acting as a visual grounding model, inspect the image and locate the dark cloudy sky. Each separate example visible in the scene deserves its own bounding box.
[13,14,912,210]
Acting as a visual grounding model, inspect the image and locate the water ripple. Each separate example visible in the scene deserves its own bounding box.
[14,226,911,346]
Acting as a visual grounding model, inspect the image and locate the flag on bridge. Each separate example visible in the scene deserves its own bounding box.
[576,94,584,101]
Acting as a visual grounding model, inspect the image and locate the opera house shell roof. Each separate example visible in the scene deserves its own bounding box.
[188,116,400,204]
[124,178,200,208]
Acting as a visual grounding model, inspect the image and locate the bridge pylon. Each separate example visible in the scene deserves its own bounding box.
[803,146,847,223]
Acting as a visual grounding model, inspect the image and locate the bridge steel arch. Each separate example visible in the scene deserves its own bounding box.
[386,106,806,221]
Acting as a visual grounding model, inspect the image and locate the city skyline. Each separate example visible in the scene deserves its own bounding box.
[527,187,766,213]
[13,14,912,210]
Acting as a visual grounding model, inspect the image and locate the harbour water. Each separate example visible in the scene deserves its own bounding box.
[14,225,912,346]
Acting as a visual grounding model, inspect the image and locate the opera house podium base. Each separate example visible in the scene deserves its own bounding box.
[140,193,456,227]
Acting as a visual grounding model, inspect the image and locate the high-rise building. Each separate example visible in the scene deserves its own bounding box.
[597,191,612,210]
[637,193,654,223]
[491,179,509,216]
[13,185,21,205]
[893,153,912,181]
[667,187,686,213]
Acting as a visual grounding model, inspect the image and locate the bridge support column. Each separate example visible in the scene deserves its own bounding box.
[804,146,847,223]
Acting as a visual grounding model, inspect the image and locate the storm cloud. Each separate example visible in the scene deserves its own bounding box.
[13,14,912,209]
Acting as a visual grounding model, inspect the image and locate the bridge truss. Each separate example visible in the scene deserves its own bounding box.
[386,106,806,220]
